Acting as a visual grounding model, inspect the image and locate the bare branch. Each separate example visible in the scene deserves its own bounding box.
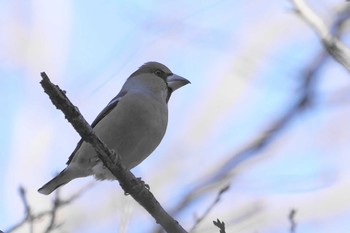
[213,219,226,233]
[190,185,230,232]
[6,186,34,233]
[292,0,350,72]
[43,190,61,233]
[39,73,187,233]
[18,186,33,232]
[157,49,321,229]
[289,209,297,233]
[151,4,350,227]
[6,183,94,233]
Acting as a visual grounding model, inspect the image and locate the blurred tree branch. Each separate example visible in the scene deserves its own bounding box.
[154,2,350,232]
[6,183,94,233]
[190,185,229,232]
[292,0,350,72]
[213,219,226,233]
[39,73,187,233]
[289,209,297,233]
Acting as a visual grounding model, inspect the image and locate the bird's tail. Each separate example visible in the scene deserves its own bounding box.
[38,168,74,195]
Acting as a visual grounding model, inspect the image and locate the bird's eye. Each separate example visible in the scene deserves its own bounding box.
[154,70,162,76]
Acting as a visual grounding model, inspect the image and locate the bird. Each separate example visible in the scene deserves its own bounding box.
[38,61,190,195]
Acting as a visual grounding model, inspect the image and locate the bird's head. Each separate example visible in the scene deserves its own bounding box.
[128,62,190,102]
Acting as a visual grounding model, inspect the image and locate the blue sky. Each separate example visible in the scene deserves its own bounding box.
[2,1,350,233]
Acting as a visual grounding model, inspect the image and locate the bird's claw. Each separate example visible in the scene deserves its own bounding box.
[123,177,150,196]
[136,177,150,190]
[110,149,120,165]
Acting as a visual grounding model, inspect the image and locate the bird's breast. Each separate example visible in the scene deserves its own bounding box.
[93,91,168,169]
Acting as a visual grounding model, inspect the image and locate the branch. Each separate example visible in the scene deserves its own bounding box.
[6,186,34,233]
[43,190,61,233]
[292,0,350,72]
[190,185,230,232]
[6,183,94,233]
[152,4,350,228]
[289,209,297,233]
[213,219,226,233]
[155,50,320,229]
[39,72,187,233]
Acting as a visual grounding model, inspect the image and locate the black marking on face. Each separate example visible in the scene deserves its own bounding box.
[128,62,175,102]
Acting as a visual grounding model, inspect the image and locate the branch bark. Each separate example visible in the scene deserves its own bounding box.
[40,72,187,233]
[292,0,350,72]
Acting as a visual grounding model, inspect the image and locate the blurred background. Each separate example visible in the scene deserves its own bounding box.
[1,0,350,232]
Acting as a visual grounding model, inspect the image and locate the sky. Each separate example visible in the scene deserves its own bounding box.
[1,0,350,233]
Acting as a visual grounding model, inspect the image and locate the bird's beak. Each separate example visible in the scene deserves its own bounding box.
[166,74,191,91]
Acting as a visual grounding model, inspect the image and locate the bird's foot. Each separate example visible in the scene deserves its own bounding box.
[109,149,121,165]
[136,177,150,190]
[123,177,150,196]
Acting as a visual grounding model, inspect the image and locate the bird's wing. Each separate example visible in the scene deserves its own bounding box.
[66,90,127,165]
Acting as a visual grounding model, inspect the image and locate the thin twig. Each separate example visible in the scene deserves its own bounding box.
[44,189,60,233]
[190,185,229,232]
[5,183,94,233]
[213,219,226,233]
[6,187,34,233]
[292,0,350,72]
[39,73,187,233]
[289,209,297,233]
[20,186,33,233]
